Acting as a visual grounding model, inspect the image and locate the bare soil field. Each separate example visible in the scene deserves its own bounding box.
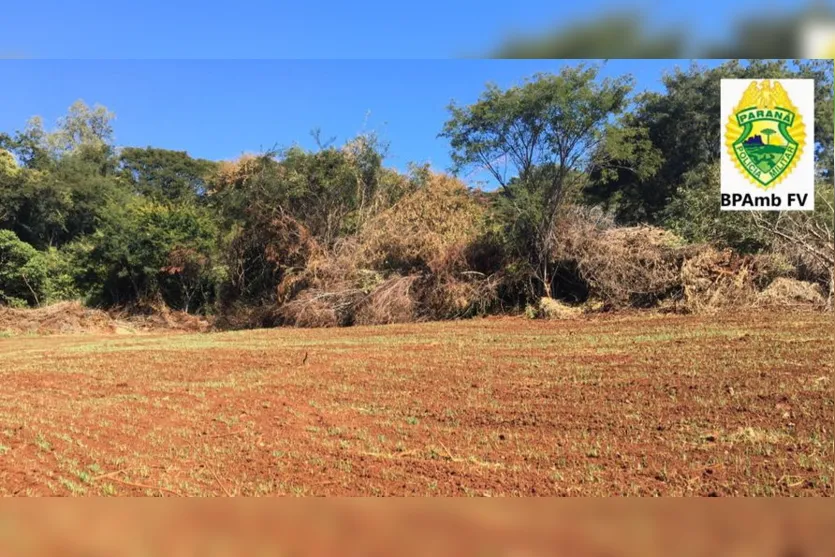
[0,312,832,496]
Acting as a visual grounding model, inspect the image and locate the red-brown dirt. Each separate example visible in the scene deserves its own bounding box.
[0,311,832,496]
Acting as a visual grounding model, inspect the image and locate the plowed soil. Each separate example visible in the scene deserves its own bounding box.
[0,312,832,496]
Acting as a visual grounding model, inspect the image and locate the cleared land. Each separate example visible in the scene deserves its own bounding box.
[0,312,832,496]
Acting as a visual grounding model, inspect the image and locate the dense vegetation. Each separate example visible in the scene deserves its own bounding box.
[1,60,832,325]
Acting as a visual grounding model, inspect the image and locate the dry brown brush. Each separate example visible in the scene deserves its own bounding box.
[274,173,503,327]
[217,210,321,328]
[214,170,829,328]
[552,207,691,308]
[751,193,834,307]
[681,248,804,313]
[355,173,502,321]
[547,207,817,315]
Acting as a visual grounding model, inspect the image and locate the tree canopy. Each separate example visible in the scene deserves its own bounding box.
[441,65,638,296]
[0,60,832,320]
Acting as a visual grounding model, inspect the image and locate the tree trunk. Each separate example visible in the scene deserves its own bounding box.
[541,260,552,299]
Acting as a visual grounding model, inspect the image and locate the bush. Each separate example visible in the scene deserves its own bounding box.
[552,206,688,308]
[680,248,757,313]
[544,206,820,315]
[663,163,771,253]
[757,278,826,309]
[82,200,221,312]
[357,173,502,320]
[269,173,505,327]
[354,275,418,325]
[357,173,487,273]
[40,246,82,303]
[224,211,320,310]
[764,183,834,301]
[680,249,805,314]
[273,238,365,327]
[0,229,48,306]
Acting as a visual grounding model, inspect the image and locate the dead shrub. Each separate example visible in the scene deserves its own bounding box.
[357,173,487,273]
[537,297,582,320]
[275,238,374,327]
[751,188,834,305]
[581,226,686,307]
[553,209,819,316]
[213,302,276,330]
[268,172,505,327]
[757,277,825,309]
[276,246,366,327]
[111,294,214,332]
[352,172,502,321]
[748,252,796,289]
[280,239,356,297]
[224,211,320,311]
[554,208,688,308]
[211,154,261,192]
[420,271,501,319]
[0,300,213,335]
[681,248,758,313]
[0,301,119,335]
[417,240,503,319]
[277,289,351,328]
[354,275,418,325]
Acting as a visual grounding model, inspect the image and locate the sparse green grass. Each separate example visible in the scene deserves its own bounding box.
[0,312,831,496]
[59,477,87,495]
[34,433,52,452]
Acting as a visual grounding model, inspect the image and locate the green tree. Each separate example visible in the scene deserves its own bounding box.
[586,59,834,226]
[0,149,17,177]
[761,128,776,145]
[662,162,771,252]
[80,200,221,312]
[0,230,48,307]
[1,101,116,171]
[441,66,634,297]
[0,166,73,248]
[0,119,52,171]
[0,149,22,226]
[211,135,389,237]
[39,246,82,304]
[118,147,218,203]
[47,100,115,157]
[0,102,125,249]
[0,154,127,250]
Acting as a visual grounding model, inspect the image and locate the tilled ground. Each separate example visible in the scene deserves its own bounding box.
[0,312,832,496]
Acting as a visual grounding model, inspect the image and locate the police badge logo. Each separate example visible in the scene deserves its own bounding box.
[720,79,815,211]
[725,80,806,189]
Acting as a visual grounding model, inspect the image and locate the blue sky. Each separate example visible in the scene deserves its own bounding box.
[0,1,805,59]
[1,60,729,186]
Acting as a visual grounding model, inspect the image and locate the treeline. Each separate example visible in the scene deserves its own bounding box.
[0,60,832,326]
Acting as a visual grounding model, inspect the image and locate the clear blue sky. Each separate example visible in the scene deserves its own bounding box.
[2,60,725,186]
[0,1,804,59]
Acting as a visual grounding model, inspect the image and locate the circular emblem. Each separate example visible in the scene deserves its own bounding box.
[724,80,806,190]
